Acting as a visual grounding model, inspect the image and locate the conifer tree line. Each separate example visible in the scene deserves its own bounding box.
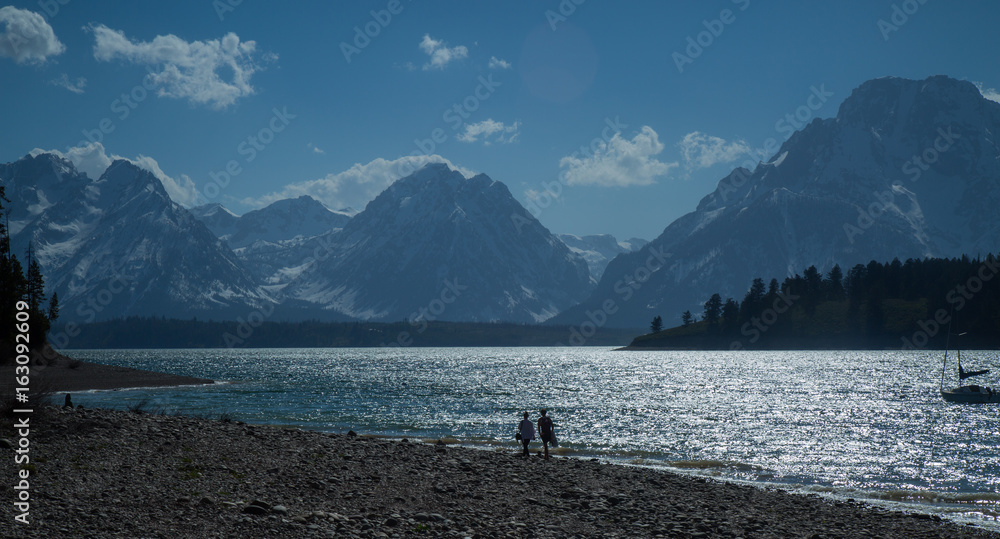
[1,186,59,364]
[661,255,1000,348]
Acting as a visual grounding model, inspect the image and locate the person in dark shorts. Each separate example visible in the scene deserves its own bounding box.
[518,412,534,456]
[538,409,553,460]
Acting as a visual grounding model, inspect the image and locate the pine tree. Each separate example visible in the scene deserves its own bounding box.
[48,291,60,322]
[649,315,663,334]
[681,310,694,326]
[25,243,47,312]
[21,243,52,351]
[703,293,723,325]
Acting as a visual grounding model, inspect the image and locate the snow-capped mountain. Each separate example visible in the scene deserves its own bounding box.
[191,196,354,249]
[554,75,1000,329]
[557,234,648,280]
[190,196,355,286]
[188,203,239,238]
[281,163,592,323]
[1,153,271,322]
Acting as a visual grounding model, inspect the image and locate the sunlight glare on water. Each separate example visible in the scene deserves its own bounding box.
[70,347,1000,525]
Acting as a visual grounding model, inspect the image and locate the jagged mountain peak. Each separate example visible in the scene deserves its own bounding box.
[285,163,591,323]
[2,153,268,322]
[555,74,1000,329]
[192,202,238,219]
[836,75,997,131]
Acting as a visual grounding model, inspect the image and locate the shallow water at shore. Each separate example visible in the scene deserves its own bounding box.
[61,347,1000,528]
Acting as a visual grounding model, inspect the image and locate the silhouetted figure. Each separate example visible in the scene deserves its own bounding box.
[538,409,554,460]
[518,412,534,457]
[63,394,73,409]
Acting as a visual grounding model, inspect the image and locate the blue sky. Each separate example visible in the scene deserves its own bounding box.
[2,0,998,240]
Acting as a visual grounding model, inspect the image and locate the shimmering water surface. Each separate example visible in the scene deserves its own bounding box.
[67,348,1000,527]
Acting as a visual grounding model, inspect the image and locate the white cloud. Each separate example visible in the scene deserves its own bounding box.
[973,81,1000,104]
[559,126,678,187]
[488,56,511,70]
[243,155,474,212]
[678,131,751,170]
[419,34,467,70]
[457,119,520,145]
[0,6,65,64]
[31,142,201,207]
[51,73,87,94]
[307,143,325,154]
[89,24,263,109]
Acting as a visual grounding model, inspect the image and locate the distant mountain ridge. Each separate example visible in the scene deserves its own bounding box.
[3,156,591,325]
[556,234,648,280]
[1,154,271,321]
[554,75,1000,329]
[191,196,354,249]
[8,74,998,332]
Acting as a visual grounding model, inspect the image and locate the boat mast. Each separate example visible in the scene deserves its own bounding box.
[941,325,950,391]
[941,306,956,391]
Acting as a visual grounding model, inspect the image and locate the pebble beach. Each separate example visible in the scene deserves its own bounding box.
[3,404,999,538]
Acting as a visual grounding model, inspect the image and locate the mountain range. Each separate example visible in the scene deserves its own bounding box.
[2,157,594,324]
[4,75,998,333]
[554,75,1000,329]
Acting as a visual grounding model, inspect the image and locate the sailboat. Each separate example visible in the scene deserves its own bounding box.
[940,331,999,403]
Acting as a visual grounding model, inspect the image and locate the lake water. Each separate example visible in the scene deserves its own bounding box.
[63,347,1000,529]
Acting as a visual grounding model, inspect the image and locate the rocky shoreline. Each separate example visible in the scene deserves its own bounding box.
[2,406,998,538]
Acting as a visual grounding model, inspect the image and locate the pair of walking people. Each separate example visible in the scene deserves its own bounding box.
[517,409,554,459]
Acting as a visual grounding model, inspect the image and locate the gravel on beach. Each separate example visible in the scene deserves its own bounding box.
[2,406,998,538]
